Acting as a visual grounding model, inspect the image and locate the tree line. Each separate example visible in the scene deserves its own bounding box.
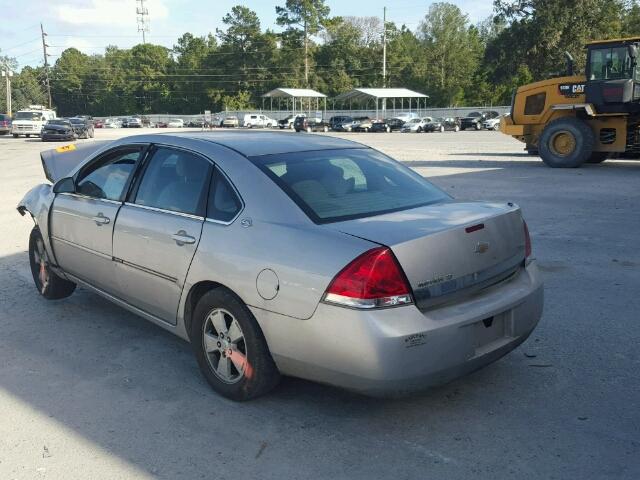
[1,0,640,116]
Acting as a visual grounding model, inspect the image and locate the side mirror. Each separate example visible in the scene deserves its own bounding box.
[53,177,75,194]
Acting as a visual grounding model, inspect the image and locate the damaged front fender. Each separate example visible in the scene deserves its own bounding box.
[17,183,58,265]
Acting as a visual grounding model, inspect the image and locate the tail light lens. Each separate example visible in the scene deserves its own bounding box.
[523,221,532,259]
[323,247,413,309]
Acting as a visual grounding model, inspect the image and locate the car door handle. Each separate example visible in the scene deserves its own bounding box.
[92,213,110,226]
[172,231,196,245]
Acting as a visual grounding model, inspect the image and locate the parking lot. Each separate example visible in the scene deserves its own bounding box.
[0,129,638,479]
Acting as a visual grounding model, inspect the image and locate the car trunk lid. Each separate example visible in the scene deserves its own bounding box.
[329,201,526,309]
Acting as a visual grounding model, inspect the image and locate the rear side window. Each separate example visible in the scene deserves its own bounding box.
[524,92,546,115]
[250,148,449,224]
[76,147,143,201]
[207,169,242,223]
[134,147,212,216]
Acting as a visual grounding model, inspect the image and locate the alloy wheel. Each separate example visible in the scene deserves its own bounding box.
[202,308,248,384]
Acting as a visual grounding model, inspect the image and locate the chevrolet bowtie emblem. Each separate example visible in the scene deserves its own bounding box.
[475,242,490,254]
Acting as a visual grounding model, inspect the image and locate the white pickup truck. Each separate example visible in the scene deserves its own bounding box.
[11,106,56,138]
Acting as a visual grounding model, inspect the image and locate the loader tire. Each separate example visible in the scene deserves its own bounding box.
[539,117,594,168]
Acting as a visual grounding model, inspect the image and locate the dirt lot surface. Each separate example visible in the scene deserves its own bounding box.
[0,128,638,479]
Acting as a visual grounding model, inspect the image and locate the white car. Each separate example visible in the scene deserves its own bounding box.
[167,119,185,128]
[482,116,502,131]
[104,119,121,128]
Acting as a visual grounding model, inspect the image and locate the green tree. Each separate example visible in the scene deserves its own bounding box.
[418,3,482,106]
[276,0,331,85]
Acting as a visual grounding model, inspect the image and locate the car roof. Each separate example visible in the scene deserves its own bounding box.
[137,131,365,157]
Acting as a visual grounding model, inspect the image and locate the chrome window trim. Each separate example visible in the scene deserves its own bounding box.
[123,202,205,221]
[58,192,122,205]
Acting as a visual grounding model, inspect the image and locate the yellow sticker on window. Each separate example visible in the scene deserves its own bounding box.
[55,144,77,153]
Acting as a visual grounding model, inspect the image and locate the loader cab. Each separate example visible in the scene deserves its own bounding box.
[585,39,640,113]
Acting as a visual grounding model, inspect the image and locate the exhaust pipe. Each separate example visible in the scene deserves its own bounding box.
[564,51,575,76]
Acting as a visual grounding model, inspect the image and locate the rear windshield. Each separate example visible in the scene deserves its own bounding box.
[249,148,449,224]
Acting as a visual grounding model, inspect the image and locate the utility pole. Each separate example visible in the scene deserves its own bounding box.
[304,20,308,86]
[382,6,387,88]
[40,23,52,108]
[1,67,13,116]
[136,0,150,44]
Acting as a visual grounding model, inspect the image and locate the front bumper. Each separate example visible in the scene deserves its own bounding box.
[11,126,42,135]
[253,261,543,396]
[42,132,75,141]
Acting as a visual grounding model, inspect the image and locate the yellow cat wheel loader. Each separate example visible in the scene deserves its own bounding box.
[501,38,640,167]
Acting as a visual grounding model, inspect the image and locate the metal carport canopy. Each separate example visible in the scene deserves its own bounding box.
[262,88,327,98]
[333,88,428,102]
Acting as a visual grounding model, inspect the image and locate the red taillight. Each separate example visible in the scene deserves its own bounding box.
[523,221,532,258]
[324,247,413,309]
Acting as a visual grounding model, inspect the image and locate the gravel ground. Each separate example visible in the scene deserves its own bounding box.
[0,128,638,479]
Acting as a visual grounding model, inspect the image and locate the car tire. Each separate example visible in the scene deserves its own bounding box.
[191,288,280,401]
[417,127,422,133]
[586,152,609,163]
[539,117,594,168]
[29,227,76,300]
[13,134,19,138]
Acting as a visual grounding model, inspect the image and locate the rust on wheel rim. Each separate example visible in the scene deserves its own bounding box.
[550,131,577,157]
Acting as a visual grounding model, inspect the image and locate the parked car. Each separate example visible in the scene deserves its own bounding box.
[425,117,460,133]
[242,114,276,128]
[329,115,352,131]
[41,119,76,141]
[482,115,503,131]
[353,117,374,132]
[401,117,429,133]
[68,117,94,139]
[104,118,121,128]
[168,119,185,128]
[127,117,143,128]
[370,119,393,133]
[19,133,543,400]
[336,116,370,132]
[294,116,330,133]
[460,111,500,131]
[156,121,168,128]
[278,115,299,129]
[222,116,239,128]
[0,113,11,135]
[93,119,104,129]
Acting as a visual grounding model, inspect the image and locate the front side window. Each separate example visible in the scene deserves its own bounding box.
[76,147,143,201]
[134,146,212,216]
[590,47,633,80]
[250,148,449,224]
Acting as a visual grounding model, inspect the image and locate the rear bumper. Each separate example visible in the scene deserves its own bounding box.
[253,261,543,396]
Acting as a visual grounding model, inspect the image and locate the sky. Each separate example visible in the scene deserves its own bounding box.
[0,0,494,69]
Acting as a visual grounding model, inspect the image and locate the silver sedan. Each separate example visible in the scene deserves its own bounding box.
[18,132,543,400]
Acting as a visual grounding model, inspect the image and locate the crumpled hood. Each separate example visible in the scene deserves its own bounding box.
[40,141,111,182]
